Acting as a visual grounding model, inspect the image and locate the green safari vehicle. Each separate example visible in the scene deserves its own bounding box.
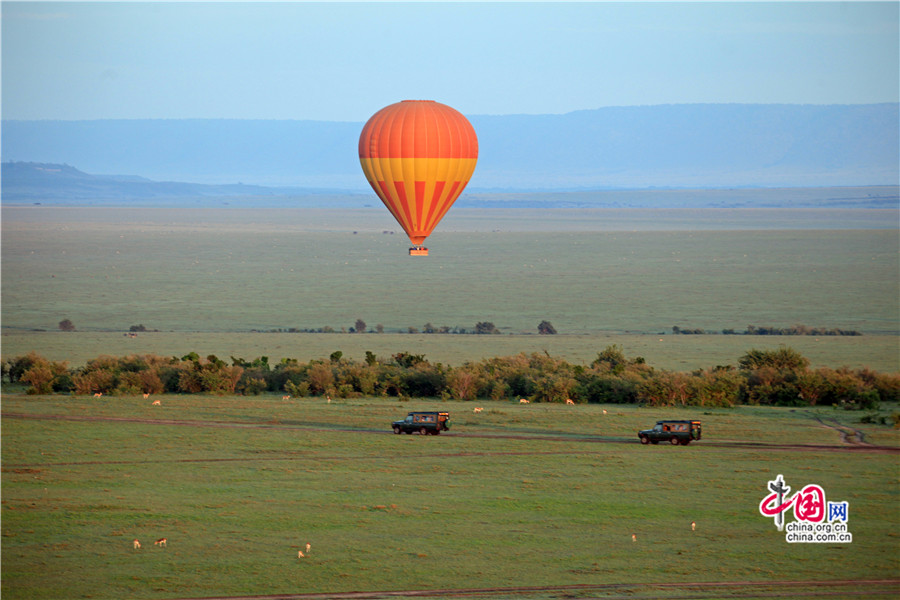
[392,411,450,435]
[638,420,701,446]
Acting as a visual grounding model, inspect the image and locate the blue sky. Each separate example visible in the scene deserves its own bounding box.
[2,1,898,121]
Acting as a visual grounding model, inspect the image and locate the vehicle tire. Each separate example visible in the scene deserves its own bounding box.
[670,437,681,445]
[420,427,428,436]
[393,426,401,434]
[640,436,649,445]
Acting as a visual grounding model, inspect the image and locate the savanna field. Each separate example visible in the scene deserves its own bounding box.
[2,202,899,598]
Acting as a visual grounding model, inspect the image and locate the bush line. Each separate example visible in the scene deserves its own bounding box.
[4,345,899,411]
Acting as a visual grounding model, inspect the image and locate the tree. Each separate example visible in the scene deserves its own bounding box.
[475,321,499,334]
[538,320,557,335]
[58,319,75,332]
[592,345,627,371]
[739,347,810,372]
[354,319,367,333]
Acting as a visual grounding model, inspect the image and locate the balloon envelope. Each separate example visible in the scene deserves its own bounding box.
[359,100,478,247]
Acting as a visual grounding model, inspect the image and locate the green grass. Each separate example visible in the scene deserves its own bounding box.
[3,330,899,373]
[3,206,898,372]
[2,207,897,337]
[2,394,898,599]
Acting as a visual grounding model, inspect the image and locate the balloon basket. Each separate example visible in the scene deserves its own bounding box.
[409,247,429,256]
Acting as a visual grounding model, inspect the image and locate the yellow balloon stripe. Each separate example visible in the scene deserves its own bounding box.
[359,157,477,242]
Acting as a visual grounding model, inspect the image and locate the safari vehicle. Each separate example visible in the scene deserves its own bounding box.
[638,420,701,446]
[392,411,450,435]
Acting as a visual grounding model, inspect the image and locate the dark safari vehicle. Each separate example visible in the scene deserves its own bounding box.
[638,420,702,446]
[392,412,451,435]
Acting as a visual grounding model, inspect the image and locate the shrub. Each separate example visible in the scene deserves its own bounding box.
[306,362,335,395]
[242,377,269,395]
[284,380,309,397]
[538,320,557,335]
[20,355,69,394]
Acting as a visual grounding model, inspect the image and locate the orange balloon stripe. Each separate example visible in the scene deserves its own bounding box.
[423,180,446,229]
[425,180,462,233]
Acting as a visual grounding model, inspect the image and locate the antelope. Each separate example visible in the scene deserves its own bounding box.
[473,407,483,413]
[133,539,141,550]
[519,398,529,404]
[155,537,167,547]
[691,521,696,531]
[93,392,103,398]
[298,550,305,558]
[282,395,291,400]
[632,534,636,542]
[305,543,311,554]
[602,409,608,415]
[143,393,150,399]
[152,399,161,406]
[565,398,574,405]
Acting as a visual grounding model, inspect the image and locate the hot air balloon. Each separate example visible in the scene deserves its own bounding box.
[359,100,478,256]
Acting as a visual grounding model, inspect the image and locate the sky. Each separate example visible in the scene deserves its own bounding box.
[2,1,898,122]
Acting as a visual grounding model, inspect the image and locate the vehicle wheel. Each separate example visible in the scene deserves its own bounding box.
[393,426,401,434]
[420,427,428,436]
[640,436,649,445]
[670,437,681,445]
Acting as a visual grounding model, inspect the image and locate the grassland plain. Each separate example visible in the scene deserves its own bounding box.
[2,206,898,372]
[1,395,898,600]
[2,331,899,374]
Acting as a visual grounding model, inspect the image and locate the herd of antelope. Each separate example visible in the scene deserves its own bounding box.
[89,392,160,404]
[89,392,597,408]
[133,538,166,550]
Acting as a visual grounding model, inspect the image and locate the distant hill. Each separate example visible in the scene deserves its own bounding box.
[2,104,897,190]
[0,161,369,207]
[3,161,897,209]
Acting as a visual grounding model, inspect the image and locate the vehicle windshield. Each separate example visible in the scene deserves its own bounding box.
[653,424,663,432]
[405,416,413,422]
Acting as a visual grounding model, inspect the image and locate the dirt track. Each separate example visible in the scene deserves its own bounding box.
[3,411,898,470]
[171,578,900,600]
